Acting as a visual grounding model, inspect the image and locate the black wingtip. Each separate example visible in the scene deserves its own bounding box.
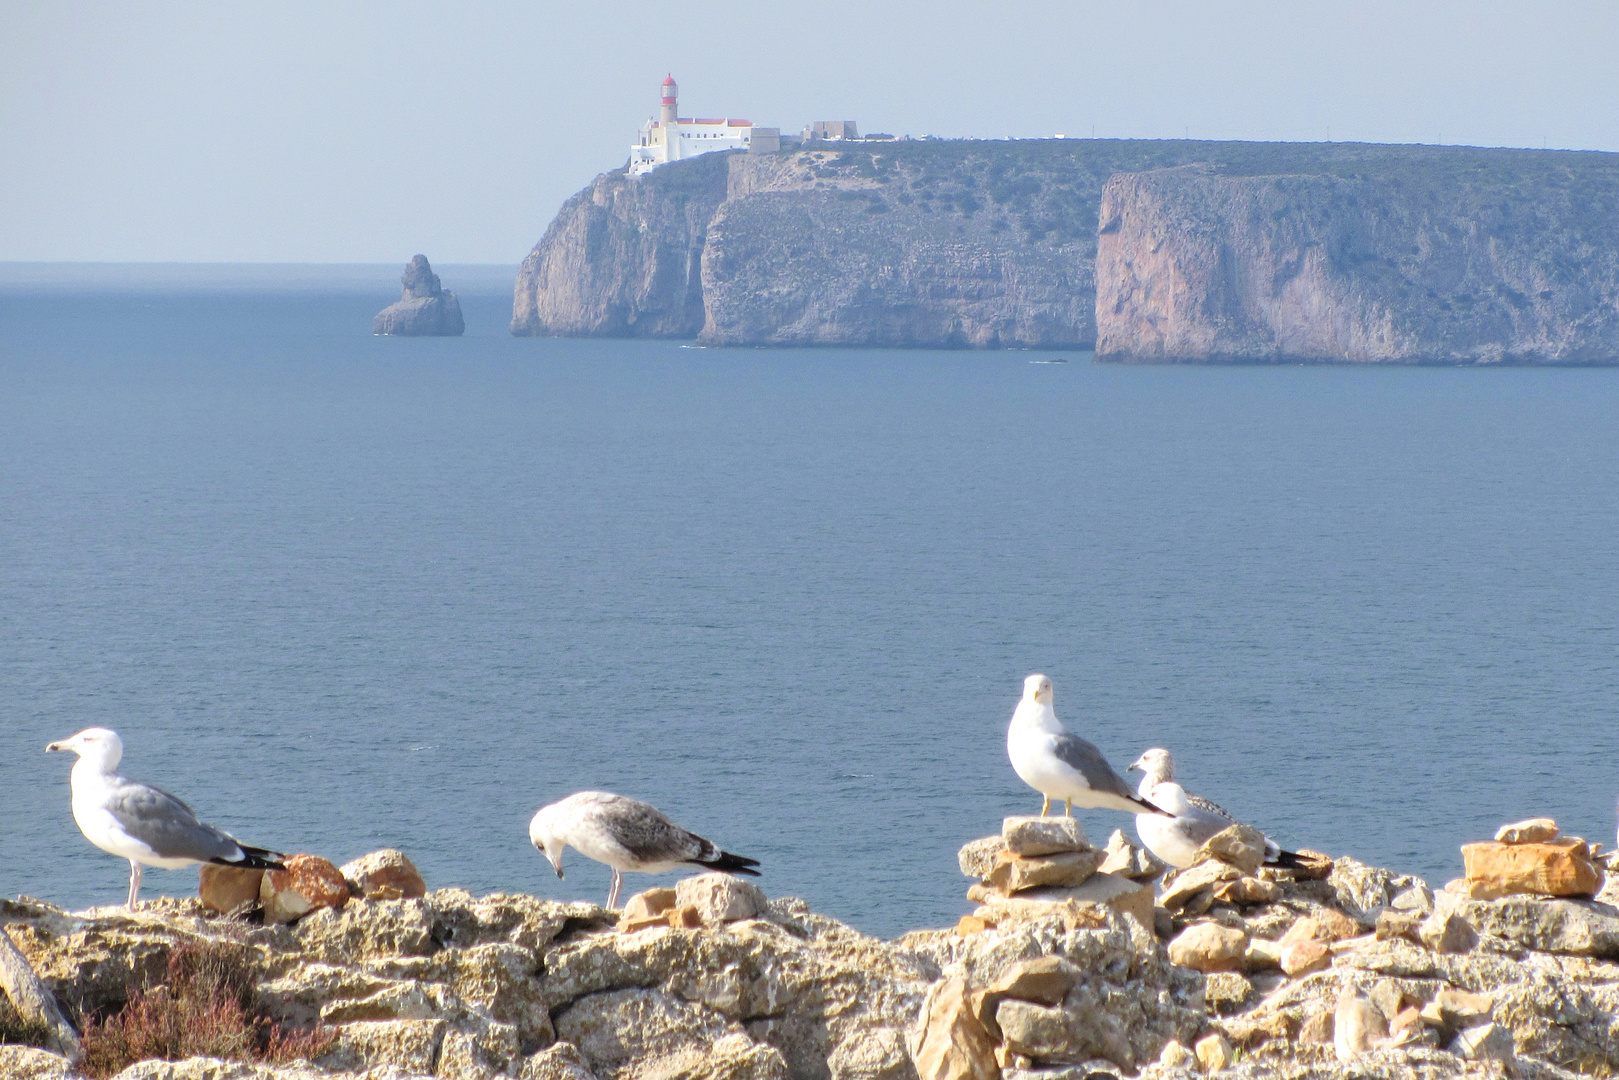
[699,850,762,876]
[1267,849,1309,870]
[218,845,288,872]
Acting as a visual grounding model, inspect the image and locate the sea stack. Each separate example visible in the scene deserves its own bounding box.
[373,254,464,336]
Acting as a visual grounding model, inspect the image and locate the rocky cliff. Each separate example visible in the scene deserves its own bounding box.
[6,817,1619,1080]
[512,142,1619,361]
[1094,160,1619,363]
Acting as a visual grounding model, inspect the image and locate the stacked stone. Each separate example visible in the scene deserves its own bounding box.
[1452,817,1604,900]
[616,873,768,932]
[955,816,1159,933]
[198,847,426,924]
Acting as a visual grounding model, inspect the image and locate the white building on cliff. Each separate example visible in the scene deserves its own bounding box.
[629,75,767,175]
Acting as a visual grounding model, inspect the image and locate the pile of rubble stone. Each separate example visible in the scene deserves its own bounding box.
[1,817,1618,1080]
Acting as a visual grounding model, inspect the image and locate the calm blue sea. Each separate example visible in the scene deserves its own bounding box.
[3,263,1618,938]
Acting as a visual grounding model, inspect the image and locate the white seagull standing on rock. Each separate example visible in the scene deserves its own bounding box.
[46,727,286,909]
[1127,747,1302,868]
[1006,674,1169,818]
[529,791,760,909]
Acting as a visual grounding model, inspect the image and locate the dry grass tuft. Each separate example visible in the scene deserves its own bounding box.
[78,941,333,1078]
[0,993,52,1048]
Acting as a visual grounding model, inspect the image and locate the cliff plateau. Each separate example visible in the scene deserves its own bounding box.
[513,141,1619,362]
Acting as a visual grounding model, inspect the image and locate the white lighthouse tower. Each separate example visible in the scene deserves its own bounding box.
[629,74,754,175]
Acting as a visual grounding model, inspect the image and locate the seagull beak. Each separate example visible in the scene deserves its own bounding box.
[45,741,66,753]
[554,866,565,880]
[1127,759,1142,773]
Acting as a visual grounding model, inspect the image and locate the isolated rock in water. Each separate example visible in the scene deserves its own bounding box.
[198,863,264,913]
[340,849,426,901]
[261,853,352,924]
[374,255,465,336]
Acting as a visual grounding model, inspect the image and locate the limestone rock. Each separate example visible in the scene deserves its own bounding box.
[981,955,1080,1012]
[1194,1032,1233,1072]
[675,873,766,923]
[1158,861,1241,914]
[1373,909,1423,942]
[1098,830,1166,882]
[1167,923,1249,973]
[1450,1022,1514,1062]
[824,1027,910,1080]
[637,1032,791,1080]
[1156,1040,1194,1069]
[261,854,351,925]
[985,849,1103,893]
[0,1046,76,1080]
[1462,840,1601,898]
[1496,818,1560,844]
[1201,972,1252,1011]
[1190,825,1267,876]
[1002,816,1091,856]
[957,837,1004,879]
[522,1041,600,1080]
[198,864,264,914]
[621,888,680,931]
[1332,991,1387,1061]
[339,849,426,901]
[1417,909,1478,954]
[1211,877,1279,906]
[316,1017,447,1073]
[374,255,464,336]
[1298,1010,1334,1044]
[975,872,1154,930]
[1455,895,1619,957]
[909,977,997,1080]
[556,987,738,1073]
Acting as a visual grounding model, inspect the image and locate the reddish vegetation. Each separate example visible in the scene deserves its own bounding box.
[78,942,332,1078]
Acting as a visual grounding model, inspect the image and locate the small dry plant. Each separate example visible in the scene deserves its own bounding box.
[79,942,333,1078]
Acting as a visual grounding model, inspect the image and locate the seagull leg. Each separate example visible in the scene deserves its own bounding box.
[126,861,144,910]
[607,870,623,910]
[1064,798,1073,818]
[1040,795,1050,817]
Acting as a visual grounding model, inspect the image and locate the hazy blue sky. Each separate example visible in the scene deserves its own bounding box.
[4,1,1616,264]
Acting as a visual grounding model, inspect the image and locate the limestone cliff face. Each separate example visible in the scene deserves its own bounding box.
[1096,161,1619,363]
[511,153,730,337]
[516,141,1619,359]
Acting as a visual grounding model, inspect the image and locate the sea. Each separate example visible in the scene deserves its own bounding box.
[3,263,1618,939]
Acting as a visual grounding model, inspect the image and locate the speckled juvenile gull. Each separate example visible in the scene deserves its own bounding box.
[1127,747,1299,868]
[46,727,285,909]
[1006,673,1168,818]
[529,790,761,909]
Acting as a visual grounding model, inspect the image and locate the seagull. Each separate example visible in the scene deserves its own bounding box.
[46,727,286,909]
[1127,747,1301,868]
[529,790,761,909]
[1006,674,1169,818]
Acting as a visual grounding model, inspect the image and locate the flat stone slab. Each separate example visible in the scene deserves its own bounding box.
[1002,816,1091,856]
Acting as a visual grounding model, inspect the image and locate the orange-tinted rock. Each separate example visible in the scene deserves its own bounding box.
[198,864,264,914]
[339,849,426,901]
[984,848,1103,892]
[260,854,351,925]
[1462,840,1602,898]
[910,977,998,1080]
[666,905,704,929]
[1495,818,1560,844]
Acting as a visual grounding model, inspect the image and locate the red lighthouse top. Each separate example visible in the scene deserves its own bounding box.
[661,73,677,105]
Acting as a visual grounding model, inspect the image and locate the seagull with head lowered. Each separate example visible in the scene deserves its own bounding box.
[46,727,286,909]
[1127,747,1303,868]
[1007,674,1169,818]
[530,790,760,909]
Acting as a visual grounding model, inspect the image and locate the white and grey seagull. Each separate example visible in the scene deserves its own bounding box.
[46,727,286,909]
[1006,674,1169,818]
[1127,747,1302,868]
[529,790,761,909]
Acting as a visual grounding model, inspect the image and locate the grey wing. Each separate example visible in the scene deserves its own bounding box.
[106,782,243,863]
[599,797,710,864]
[1050,734,1137,800]
[1186,792,1239,823]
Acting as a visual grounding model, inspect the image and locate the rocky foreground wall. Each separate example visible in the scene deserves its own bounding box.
[512,141,1619,360]
[6,816,1619,1080]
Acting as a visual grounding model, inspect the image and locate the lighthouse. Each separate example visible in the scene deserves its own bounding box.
[628,74,755,175]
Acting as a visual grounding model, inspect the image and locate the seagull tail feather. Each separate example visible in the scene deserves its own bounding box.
[694,850,762,877]
[215,846,288,872]
[1266,849,1311,871]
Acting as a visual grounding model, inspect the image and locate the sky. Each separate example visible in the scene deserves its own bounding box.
[3,0,1617,264]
